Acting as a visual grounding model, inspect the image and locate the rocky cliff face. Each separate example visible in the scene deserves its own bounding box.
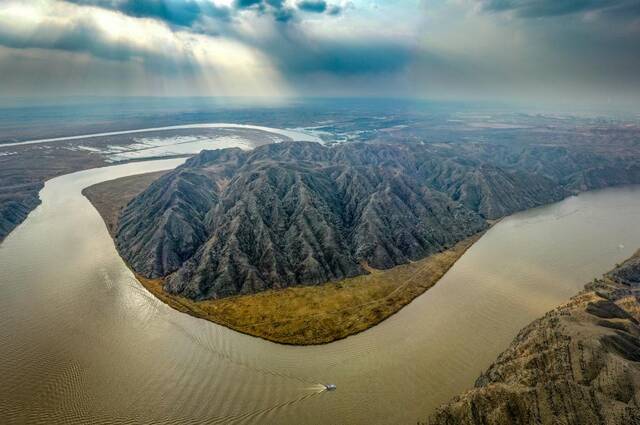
[428,250,640,425]
[0,187,41,242]
[454,142,640,195]
[116,165,223,278]
[425,158,566,219]
[115,142,575,300]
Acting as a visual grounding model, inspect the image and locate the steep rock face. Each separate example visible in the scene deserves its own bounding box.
[165,164,364,299]
[429,250,640,425]
[163,147,487,299]
[567,164,640,193]
[0,191,41,241]
[347,171,481,268]
[426,160,566,219]
[608,254,640,286]
[457,142,640,194]
[115,150,242,278]
[119,142,497,299]
[456,166,565,219]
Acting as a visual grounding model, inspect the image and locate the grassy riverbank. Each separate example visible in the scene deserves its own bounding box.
[135,234,481,344]
[84,172,485,345]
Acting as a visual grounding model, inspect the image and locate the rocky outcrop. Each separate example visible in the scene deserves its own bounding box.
[428,250,640,425]
[425,160,566,219]
[164,163,484,299]
[116,167,223,278]
[455,142,640,195]
[0,145,105,245]
[608,255,640,287]
[116,142,577,300]
[0,187,41,242]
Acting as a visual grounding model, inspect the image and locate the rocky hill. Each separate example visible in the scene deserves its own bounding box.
[115,142,570,300]
[428,250,640,425]
[0,190,40,242]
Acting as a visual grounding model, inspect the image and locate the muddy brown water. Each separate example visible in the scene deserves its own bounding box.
[1,157,639,424]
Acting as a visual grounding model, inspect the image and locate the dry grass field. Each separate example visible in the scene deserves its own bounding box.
[136,234,482,344]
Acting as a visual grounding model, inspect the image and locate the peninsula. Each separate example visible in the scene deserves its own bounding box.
[85,141,575,344]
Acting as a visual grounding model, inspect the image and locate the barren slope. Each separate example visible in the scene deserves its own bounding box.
[116,142,572,300]
[429,250,640,425]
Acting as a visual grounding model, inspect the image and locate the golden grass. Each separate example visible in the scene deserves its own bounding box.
[136,233,483,345]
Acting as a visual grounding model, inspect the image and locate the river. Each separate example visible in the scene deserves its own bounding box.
[1,157,639,424]
[0,123,323,148]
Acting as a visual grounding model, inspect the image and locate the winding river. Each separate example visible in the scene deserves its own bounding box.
[1,155,640,424]
[0,123,323,148]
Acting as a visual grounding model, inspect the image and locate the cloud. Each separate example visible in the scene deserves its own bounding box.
[0,0,362,78]
[297,1,343,16]
[246,22,413,79]
[235,0,264,9]
[480,0,640,19]
[0,1,284,83]
[297,0,327,13]
[66,0,344,29]
[1,0,638,105]
[0,3,160,64]
[65,0,231,27]
[327,5,343,16]
[280,40,412,76]
[231,0,300,23]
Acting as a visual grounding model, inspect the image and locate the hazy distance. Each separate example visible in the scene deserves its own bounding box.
[0,0,639,108]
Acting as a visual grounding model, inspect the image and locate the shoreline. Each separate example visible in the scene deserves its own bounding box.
[74,168,640,346]
[132,232,485,345]
[83,170,488,345]
[428,249,640,424]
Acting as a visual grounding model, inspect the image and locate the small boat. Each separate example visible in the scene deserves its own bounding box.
[324,384,337,391]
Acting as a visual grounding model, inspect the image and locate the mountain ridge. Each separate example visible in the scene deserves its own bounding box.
[115,141,568,300]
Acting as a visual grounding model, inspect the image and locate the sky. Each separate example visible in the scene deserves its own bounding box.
[0,0,639,107]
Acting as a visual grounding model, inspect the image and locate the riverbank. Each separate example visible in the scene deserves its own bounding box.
[1,124,305,245]
[136,234,482,344]
[84,172,485,344]
[428,249,640,424]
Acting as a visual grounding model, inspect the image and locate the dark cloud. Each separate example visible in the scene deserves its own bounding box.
[273,7,296,22]
[481,0,640,19]
[232,0,343,23]
[0,18,134,62]
[234,0,263,9]
[0,12,196,76]
[65,0,403,78]
[66,0,343,29]
[327,5,343,16]
[65,0,231,27]
[260,35,413,77]
[233,0,298,22]
[297,0,327,13]
[297,1,343,16]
